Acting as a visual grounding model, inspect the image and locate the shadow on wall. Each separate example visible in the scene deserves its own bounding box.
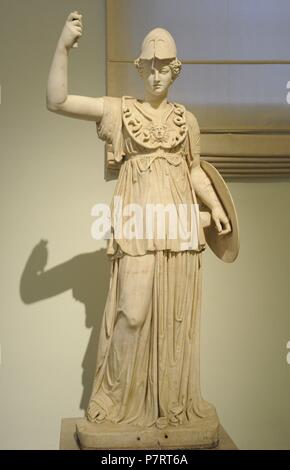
[19,240,110,412]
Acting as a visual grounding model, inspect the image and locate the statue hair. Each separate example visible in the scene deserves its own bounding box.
[134,58,182,80]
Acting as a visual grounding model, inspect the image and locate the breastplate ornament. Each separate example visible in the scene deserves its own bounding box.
[122,96,188,150]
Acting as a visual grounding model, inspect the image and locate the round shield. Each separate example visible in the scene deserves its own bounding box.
[200,160,240,263]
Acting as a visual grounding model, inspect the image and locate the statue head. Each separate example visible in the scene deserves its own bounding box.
[134,28,182,97]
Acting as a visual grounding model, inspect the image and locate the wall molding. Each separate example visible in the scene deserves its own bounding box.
[108,58,290,65]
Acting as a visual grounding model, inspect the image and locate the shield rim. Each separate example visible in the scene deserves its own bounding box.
[200,160,240,263]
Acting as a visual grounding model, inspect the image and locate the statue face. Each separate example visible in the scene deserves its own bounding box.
[142,59,173,97]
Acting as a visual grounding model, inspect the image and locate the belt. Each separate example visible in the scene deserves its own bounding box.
[125,153,186,183]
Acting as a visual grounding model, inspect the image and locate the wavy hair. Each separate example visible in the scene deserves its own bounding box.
[134,58,182,80]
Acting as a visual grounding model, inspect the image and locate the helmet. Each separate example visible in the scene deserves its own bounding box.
[138,28,177,60]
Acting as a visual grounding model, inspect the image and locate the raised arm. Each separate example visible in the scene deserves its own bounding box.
[46,11,103,122]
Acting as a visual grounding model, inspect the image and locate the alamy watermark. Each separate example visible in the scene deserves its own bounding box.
[287,341,290,365]
[286,81,290,104]
[91,196,200,250]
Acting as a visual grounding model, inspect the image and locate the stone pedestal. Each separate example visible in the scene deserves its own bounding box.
[59,418,238,450]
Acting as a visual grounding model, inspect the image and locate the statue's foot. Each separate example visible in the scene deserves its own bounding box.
[87,400,106,423]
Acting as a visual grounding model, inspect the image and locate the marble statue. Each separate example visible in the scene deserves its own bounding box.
[46,11,239,449]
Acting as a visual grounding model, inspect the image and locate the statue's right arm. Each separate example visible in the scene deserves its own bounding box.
[46,11,103,123]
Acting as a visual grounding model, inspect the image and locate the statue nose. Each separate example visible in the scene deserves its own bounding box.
[154,69,160,81]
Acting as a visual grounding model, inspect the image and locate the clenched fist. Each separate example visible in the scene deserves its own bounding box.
[59,11,83,50]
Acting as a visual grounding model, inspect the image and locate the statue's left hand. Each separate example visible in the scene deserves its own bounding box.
[211,207,231,236]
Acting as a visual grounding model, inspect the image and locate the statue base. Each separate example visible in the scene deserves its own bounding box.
[75,415,219,450]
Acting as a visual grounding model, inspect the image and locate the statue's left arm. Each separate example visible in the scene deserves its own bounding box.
[187,112,231,236]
